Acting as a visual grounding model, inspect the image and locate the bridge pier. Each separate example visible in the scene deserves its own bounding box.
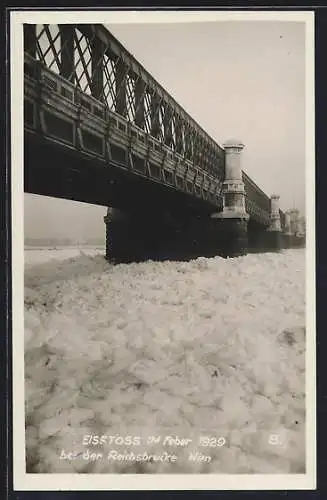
[282,209,293,249]
[265,194,282,252]
[211,140,249,257]
[104,207,198,263]
[103,140,290,263]
[290,209,306,248]
[281,209,306,249]
[247,219,268,253]
[104,208,169,263]
[103,139,253,263]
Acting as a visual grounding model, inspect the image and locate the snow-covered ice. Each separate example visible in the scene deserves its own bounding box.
[24,248,306,474]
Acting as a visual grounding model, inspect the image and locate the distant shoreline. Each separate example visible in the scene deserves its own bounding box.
[24,245,105,251]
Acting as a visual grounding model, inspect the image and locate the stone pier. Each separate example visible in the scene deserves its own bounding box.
[266,194,282,251]
[104,207,185,263]
[103,137,298,262]
[289,209,306,248]
[211,139,249,257]
[104,139,251,263]
[282,209,293,249]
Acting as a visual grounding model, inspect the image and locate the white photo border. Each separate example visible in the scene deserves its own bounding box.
[11,9,316,491]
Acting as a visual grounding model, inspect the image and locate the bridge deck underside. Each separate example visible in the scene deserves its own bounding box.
[25,131,218,218]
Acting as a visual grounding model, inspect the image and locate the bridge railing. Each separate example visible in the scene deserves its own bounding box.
[242,172,271,226]
[24,53,225,206]
[24,23,226,182]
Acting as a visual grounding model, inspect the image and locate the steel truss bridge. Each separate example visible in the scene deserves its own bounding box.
[24,23,285,229]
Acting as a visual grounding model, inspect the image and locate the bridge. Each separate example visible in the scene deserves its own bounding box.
[24,23,305,262]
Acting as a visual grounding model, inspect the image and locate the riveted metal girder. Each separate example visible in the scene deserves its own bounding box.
[23,22,283,224]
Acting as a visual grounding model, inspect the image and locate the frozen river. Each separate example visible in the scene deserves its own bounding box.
[24,247,306,474]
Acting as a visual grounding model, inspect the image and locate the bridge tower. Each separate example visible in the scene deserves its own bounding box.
[283,209,293,248]
[266,194,282,251]
[211,139,249,257]
[289,208,305,247]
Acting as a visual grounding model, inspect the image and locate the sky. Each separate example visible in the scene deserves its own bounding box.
[24,19,307,241]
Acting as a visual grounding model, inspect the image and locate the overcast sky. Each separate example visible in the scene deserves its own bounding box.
[25,20,306,240]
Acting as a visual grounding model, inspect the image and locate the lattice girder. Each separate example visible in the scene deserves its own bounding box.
[25,22,285,223]
[35,25,61,74]
[25,23,229,186]
[103,53,116,110]
[242,173,271,215]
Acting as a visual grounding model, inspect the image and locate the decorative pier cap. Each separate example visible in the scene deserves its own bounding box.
[212,139,248,220]
[223,139,245,149]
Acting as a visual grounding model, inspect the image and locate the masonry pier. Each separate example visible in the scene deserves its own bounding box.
[103,136,303,262]
[291,209,306,248]
[282,210,293,249]
[210,140,249,258]
[265,194,282,252]
[104,207,216,263]
[105,139,252,262]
